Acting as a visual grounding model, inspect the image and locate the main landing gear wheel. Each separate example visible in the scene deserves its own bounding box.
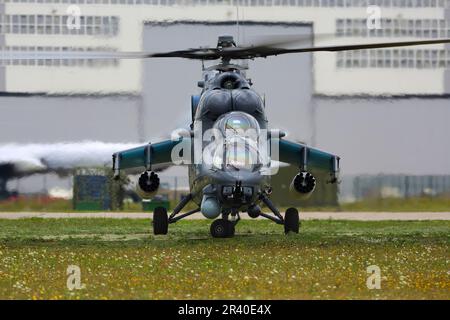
[284,207,300,234]
[210,219,235,238]
[153,206,168,235]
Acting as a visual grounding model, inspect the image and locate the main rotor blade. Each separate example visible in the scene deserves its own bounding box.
[145,34,333,59]
[151,37,450,60]
[0,34,335,62]
[242,33,333,48]
[2,38,449,62]
[0,48,213,61]
[223,38,450,59]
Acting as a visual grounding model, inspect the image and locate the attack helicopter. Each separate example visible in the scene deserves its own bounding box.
[109,35,450,238]
[3,34,450,238]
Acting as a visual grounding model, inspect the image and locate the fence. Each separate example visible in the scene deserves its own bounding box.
[339,174,450,202]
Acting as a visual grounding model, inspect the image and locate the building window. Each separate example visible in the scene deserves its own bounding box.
[336,49,450,69]
[0,14,120,37]
[336,18,450,39]
[0,46,120,67]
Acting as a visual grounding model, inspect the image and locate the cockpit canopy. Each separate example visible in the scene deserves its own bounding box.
[208,112,265,171]
[214,111,261,138]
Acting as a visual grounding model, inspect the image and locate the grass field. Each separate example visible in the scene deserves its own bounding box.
[0,218,448,300]
[1,195,449,212]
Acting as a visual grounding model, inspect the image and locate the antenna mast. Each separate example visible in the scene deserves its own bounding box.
[236,4,240,46]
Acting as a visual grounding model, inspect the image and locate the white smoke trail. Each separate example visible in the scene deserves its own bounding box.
[0,141,140,175]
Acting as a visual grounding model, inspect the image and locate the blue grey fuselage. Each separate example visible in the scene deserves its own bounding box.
[188,70,271,217]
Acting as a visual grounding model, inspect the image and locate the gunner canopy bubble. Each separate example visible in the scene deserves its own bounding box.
[211,112,262,171]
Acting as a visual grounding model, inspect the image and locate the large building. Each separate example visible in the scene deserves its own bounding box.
[1,1,450,196]
[2,0,450,95]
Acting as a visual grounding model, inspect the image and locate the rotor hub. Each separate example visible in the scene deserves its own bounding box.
[217,35,236,49]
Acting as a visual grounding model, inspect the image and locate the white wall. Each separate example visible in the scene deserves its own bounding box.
[0,95,142,143]
[3,3,448,95]
[315,97,450,175]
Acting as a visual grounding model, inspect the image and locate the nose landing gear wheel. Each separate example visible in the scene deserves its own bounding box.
[153,206,168,235]
[284,207,299,234]
[210,219,235,238]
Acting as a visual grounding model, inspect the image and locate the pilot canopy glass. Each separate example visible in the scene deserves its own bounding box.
[209,112,265,171]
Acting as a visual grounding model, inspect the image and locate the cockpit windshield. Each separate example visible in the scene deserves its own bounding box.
[209,112,263,171]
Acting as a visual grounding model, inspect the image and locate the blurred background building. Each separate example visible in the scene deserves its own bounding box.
[1,0,450,205]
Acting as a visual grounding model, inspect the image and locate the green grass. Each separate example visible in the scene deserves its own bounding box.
[340,196,450,212]
[1,196,449,213]
[0,197,72,212]
[0,219,448,299]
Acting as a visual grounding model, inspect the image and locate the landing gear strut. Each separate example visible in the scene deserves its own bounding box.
[152,192,299,236]
[258,193,300,234]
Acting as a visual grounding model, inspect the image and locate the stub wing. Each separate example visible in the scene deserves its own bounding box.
[274,138,340,183]
[112,138,190,175]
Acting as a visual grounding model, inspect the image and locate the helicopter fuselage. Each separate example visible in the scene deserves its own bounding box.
[112,34,343,236]
[188,69,271,218]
